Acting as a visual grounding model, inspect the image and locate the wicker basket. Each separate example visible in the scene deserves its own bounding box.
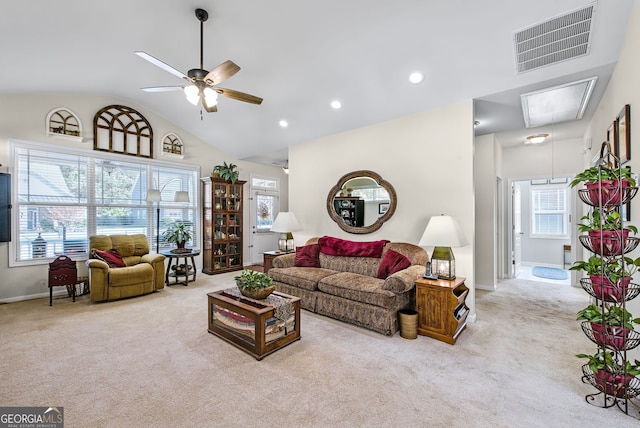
[238,285,275,300]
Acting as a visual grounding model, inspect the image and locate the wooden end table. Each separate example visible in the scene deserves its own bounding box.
[415,277,469,345]
[207,289,301,360]
[162,249,200,286]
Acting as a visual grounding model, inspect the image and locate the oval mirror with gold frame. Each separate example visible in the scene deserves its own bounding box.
[326,170,397,234]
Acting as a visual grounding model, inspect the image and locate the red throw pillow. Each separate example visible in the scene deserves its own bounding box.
[318,236,389,258]
[377,249,412,279]
[294,244,321,267]
[92,248,126,268]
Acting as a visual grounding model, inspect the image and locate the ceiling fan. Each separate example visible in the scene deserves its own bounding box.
[135,8,263,113]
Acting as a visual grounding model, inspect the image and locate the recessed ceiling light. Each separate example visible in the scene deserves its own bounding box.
[524,134,549,145]
[279,120,288,128]
[409,72,424,84]
[331,100,342,109]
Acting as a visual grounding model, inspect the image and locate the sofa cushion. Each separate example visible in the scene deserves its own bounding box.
[92,248,126,268]
[318,253,380,277]
[318,236,388,258]
[377,249,412,279]
[269,267,338,291]
[317,272,397,309]
[294,244,321,267]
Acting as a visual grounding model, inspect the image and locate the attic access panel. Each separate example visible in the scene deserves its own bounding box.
[520,77,597,128]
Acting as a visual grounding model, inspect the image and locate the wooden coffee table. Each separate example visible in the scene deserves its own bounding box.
[207,289,301,360]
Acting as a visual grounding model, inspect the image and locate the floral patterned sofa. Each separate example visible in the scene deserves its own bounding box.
[268,236,428,335]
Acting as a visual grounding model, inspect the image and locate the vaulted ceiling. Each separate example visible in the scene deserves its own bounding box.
[0,1,634,165]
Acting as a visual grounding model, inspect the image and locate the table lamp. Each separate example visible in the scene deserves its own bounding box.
[271,212,301,252]
[418,214,468,280]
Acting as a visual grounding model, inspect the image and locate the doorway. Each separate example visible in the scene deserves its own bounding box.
[508,177,575,282]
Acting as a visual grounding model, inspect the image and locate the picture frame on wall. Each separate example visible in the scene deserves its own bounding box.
[378,203,389,214]
[607,121,617,153]
[615,104,631,164]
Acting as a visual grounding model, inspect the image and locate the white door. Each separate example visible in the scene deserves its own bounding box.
[249,189,279,264]
[512,182,522,278]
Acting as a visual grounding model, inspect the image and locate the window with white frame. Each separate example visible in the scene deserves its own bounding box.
[11,141,198,266]
[530,184,569,238]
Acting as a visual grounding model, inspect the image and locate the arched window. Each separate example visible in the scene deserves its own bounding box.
[93,105,153,158]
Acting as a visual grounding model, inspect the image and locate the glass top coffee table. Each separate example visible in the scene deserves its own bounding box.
[207,288,301,360]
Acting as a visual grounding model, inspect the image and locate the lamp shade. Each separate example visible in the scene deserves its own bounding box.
[174,191,190,202]
[418,215,468,248]
[146,189,161,202]
[270,212,302,233]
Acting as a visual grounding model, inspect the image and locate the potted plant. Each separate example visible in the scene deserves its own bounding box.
[570,255,640,301]
[212,162,239,184]
[234,269,274,299]
[577,349,640,398]
[577,210,637,256]
[570,166,635,206]
[162,221,192,249]
[577,303,640,350]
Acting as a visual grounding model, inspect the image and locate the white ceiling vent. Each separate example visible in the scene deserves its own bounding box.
[514,3,596,73]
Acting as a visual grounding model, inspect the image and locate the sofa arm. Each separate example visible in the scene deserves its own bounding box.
[86,259,109,302]
[272,253,296,269]
[382,265,425,293]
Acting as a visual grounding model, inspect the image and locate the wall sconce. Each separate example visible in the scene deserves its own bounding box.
[418,214,468,280]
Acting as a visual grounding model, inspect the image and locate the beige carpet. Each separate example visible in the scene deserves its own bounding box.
[1,272,638,427]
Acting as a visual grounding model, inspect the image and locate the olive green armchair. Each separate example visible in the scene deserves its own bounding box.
[87,234,165,302]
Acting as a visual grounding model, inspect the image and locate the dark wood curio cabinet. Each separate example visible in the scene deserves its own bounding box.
[201,177,246,275]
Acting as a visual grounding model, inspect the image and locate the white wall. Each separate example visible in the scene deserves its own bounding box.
[583,1,640,360]
[288,100,477,320]
[0,94,287,301]
[474,134,497,290]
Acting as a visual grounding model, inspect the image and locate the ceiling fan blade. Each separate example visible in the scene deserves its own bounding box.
[141,86,184,92]
[135,51,189,80]
[204,60,241,85]
[215,88,263,105]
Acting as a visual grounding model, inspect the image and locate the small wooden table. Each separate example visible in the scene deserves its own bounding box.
[415,277,469,345]
[162,249,200,286]
[207,289,301,360]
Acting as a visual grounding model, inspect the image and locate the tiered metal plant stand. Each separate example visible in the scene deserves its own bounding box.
[577,142,640,419]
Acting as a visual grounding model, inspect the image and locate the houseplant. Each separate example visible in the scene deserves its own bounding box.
[162,221,192,249]
[577,349,640,398]
[570,166,635,206]
[577,303,640,350]
[212,162,239,184]
[577,210,637,256]
[234,269,274,299]
[570,255,640,302]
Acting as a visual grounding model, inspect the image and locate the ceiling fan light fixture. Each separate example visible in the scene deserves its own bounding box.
[203,87,218,107]
[184,85,199,105]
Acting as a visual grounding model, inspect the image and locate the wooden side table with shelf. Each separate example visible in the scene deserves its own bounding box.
[415,276,469,345]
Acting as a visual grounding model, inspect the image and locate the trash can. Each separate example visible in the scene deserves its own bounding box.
[398,308,418,339]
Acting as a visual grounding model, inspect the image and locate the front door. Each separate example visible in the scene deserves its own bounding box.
[249,189,279,264]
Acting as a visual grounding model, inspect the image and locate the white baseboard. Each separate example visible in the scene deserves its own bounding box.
[0,289,69,304]
[475,283,497,291]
